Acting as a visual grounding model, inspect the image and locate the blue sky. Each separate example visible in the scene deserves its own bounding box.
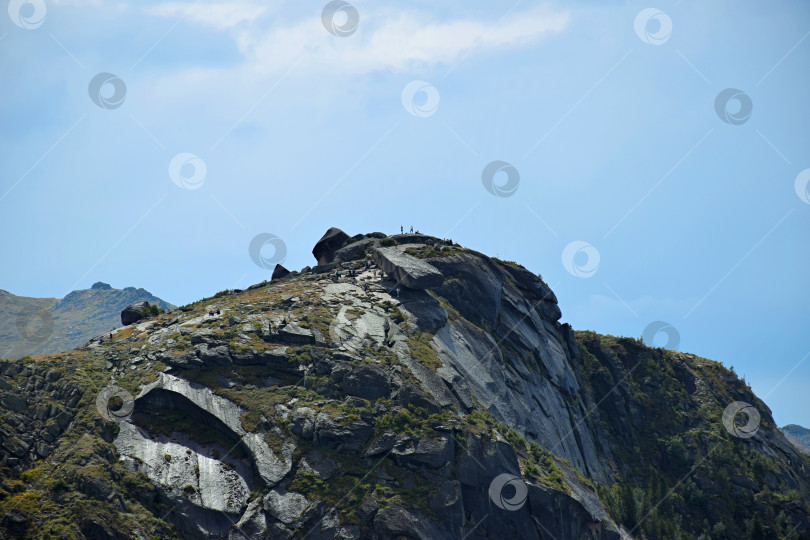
[1,0,808,427]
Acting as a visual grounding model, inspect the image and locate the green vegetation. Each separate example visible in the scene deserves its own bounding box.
[576,331,810,540]
[492,257,522,268]
[391,306,407,324]
[404,244,461,259]
[405,332,442,371]
[143,303,165,318]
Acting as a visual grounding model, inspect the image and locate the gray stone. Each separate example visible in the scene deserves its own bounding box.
[397,384,440,414]
[429,480,462,533]
[121,301,152,325]
[427,253,504,327]
[264,489,309,524]
[313,227,350,265]
[373,504,446,540]
[341,364,390,400]
[301,449,339,480]
[36,442,50,458]
[275,324,315,345]
[272,264,291,281]
[290,407,316,440]
[372,247,444,289]
[116,373,294,487]
[334,238,372,262]
[230,500,266,539]
[391,233,438,245]
[195,343,231,365]
[364,432,397,457]
[392,434,454,469]
[1,394,26,411]
[397,289,448,331]
[2,437,29,457]
[314,413,373,454]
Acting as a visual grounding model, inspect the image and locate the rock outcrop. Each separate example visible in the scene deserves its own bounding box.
[334,238,372,262]
[121,301,152,325]
[1,228,808,540]
[372,247,444,289]
[272,264,291,281]
[312,227,350,265]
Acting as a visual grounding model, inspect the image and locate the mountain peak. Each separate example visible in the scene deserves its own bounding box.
[0,229,808,539]
[0,284,175,359]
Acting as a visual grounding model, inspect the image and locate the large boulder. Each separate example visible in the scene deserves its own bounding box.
[271,264,290,281]
[334,238,372,262]
[372,247,444,290]
[341,364,391,400]
[264,489,309,525]
[312,227,350,265]
[121,301,151,325]
[314,412,373,454]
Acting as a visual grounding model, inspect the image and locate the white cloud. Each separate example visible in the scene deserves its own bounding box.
[148,3,570,75]
[147,1,268,31]
[264,5,568,75]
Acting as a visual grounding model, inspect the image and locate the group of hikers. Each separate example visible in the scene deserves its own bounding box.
[208,309,221,316]
[334,259,377,283]
[388,287,401,297]
[331,258,405,299]
[275,310,295,329]
[400,225,420,234]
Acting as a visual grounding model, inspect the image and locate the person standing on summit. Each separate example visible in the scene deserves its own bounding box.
[409,225,413,233]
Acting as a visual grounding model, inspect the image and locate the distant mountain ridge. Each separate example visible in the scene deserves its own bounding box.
[784,424,810,454]
[0,282,175,359]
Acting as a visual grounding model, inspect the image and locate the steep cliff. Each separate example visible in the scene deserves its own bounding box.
[0,230,807,539]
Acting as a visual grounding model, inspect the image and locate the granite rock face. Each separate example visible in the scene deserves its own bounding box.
[334,238,372,262]
[2,229,808,540]
[372,247,444,290]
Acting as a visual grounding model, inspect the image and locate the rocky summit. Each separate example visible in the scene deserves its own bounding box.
[0,228,808,539]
